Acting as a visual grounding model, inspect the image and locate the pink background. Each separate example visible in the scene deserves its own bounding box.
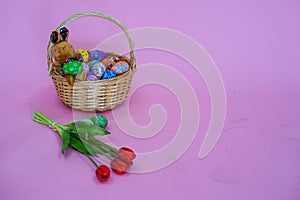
[1,0,300,199]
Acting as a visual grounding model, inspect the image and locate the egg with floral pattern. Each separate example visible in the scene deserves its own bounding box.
[62,61,82,75]
[89,50,107,61]
[111,61,129,74]
[85,74,98,81]
[89,60,106,78]
[77,48,89,63]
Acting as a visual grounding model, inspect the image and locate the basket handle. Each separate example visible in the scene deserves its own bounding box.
[47,11,136,75]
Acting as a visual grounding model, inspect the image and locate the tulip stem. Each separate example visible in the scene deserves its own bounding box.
[86,155,98,168]
[33,110,119,167]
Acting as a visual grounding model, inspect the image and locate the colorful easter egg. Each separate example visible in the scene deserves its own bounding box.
[89,60,106,77]
[62,61,82,75]
[111,61,129,74]
[77,48,89,63]
[81,62,89,73]
[86,74,98,81]
[107,56,121,68]
[90,115,108,128]
[101,70,117,80]
[66,58,72,63]
[89,50,107,61]
[101,58,110,67]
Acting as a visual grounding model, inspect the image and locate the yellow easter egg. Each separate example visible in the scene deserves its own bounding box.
[77,48,89,63]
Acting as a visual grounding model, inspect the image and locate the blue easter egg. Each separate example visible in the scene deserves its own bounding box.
[101,70,117,80]
[89,50,107,61]
[89,60,106,77]
[81,62,89,73]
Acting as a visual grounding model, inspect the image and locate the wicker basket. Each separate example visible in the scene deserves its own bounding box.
[47,12,136,112]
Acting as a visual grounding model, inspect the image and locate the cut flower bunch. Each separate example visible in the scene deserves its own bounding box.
[32,110,136,182]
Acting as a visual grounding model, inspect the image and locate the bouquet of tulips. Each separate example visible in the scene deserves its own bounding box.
[32,110,136,182]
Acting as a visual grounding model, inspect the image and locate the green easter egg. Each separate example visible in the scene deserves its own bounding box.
[63,61,83,75]
[90,115,108,128]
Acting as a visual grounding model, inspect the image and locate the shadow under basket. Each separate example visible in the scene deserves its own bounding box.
[47,12,136,112]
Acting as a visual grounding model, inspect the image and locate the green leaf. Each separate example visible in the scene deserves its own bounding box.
[61,131,70,154]
[86,126,110,136]
[71,119,111,136]
[73,119,94,128]
[82,141,98,156]
[69,136,97,157]
[70,137,88,155]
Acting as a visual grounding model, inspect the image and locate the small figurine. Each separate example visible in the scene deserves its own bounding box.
[50,27,84,85]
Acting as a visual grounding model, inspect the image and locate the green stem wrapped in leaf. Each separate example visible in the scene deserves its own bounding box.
[32,110,116,166]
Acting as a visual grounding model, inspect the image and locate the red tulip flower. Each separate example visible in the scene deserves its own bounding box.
[119,147,136,160]
[111,158,129,175]
[96,165,111,182]
[117,147,136,166]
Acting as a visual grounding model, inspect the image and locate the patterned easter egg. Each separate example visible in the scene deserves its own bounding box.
[81,62,89,73]
[101,58,110,67]
[89,50,107,61]
[101,70,117,80]
[66,58,72,63]
[90,115,108,128]
[107,56,121,68]
[86,74,98,81]
[111,61,129,74]
[89,60,106,77]
[77,48,89,63]
[62,61,82,75]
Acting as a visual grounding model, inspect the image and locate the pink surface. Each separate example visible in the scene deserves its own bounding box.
[1,0,300,200]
